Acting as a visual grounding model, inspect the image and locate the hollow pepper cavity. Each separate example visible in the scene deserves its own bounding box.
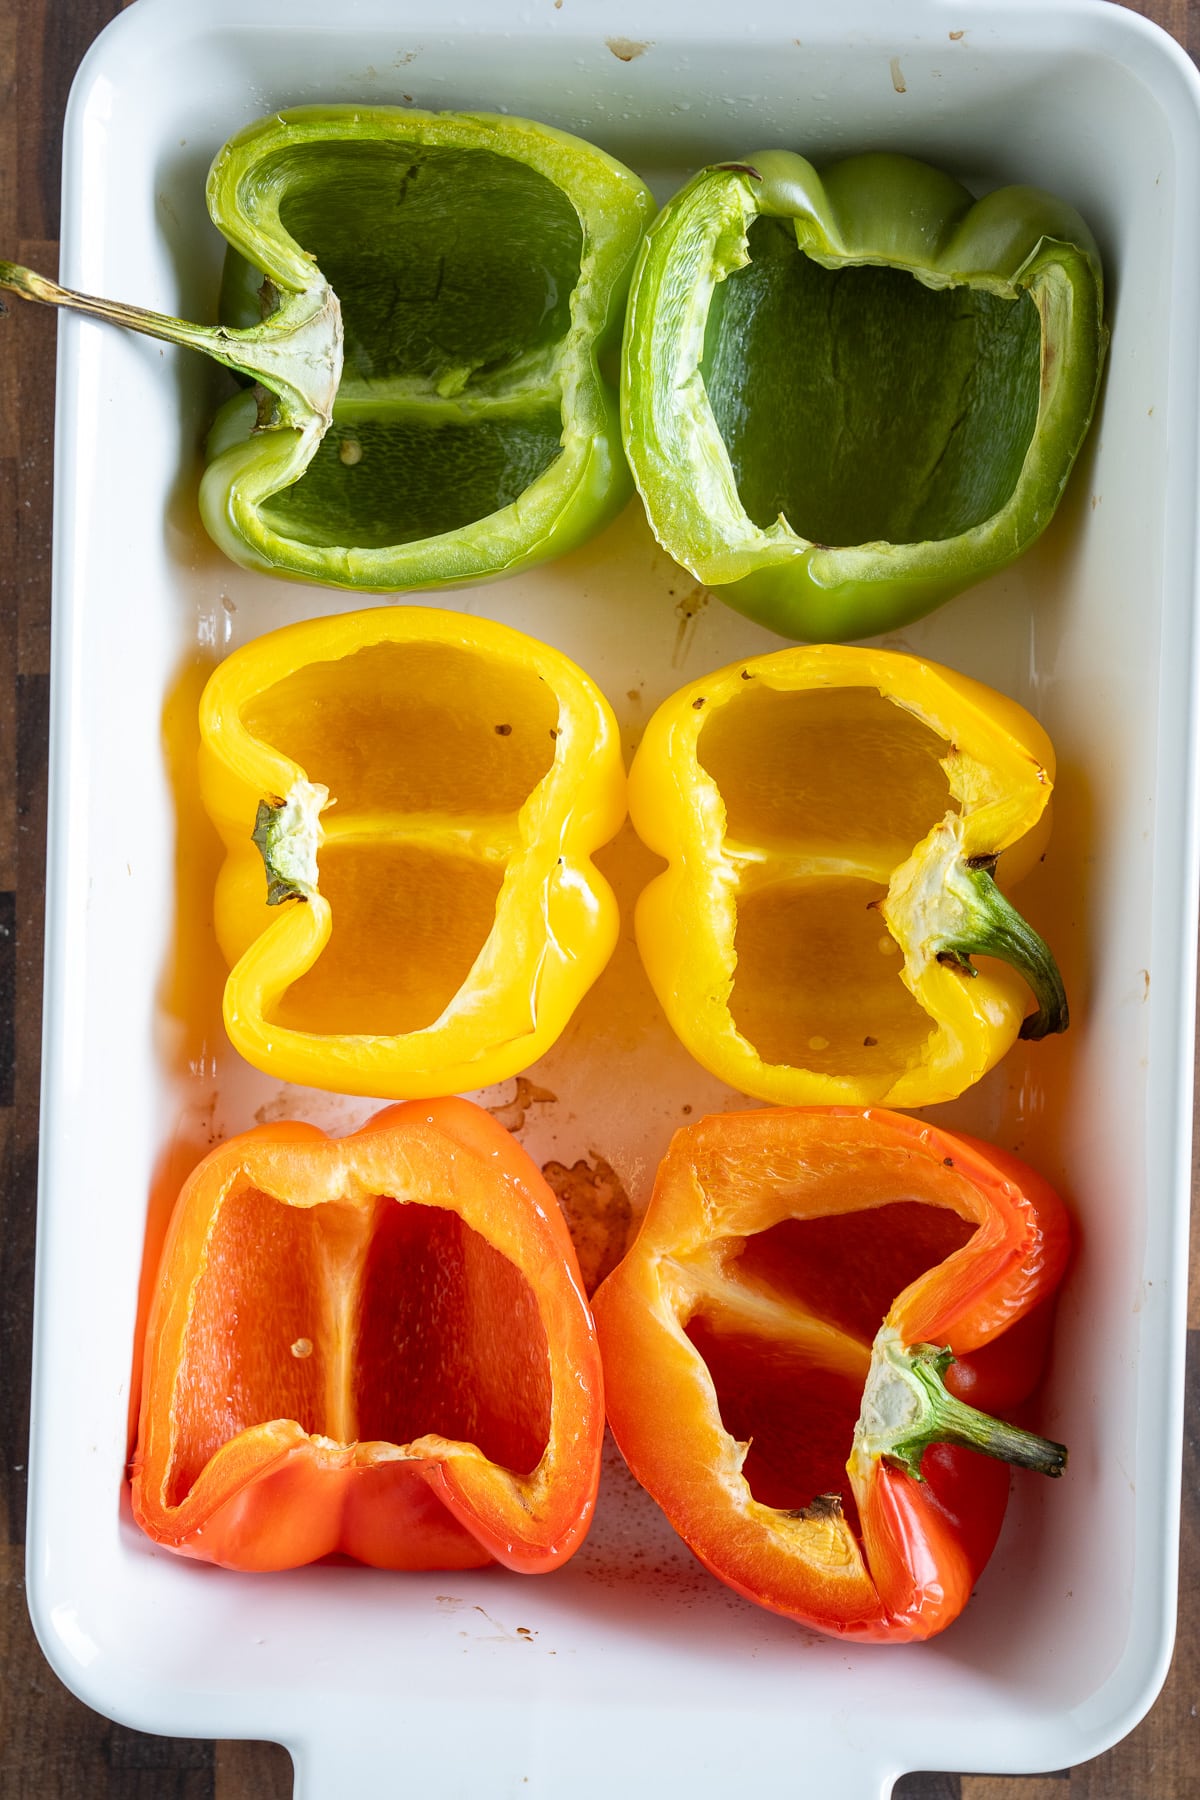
[629,643,1067,1109]
[592,1105,1070,1642]
[198,606,626,1097]
[131,1099,604,1572]
[621,149,1106,641]
[2,106,654,590]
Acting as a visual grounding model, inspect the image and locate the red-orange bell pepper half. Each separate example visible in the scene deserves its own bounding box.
[132,1099,603,1573]
[592,1107,1070,1641]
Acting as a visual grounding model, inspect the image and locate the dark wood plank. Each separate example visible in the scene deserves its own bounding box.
[1,668,47,1544]
[14,0,131,244]
[0,14,18,463]
[1117,0,1197,52]
[13,244,58,680]
[0,457,15,887]
[214,1742,293,1800]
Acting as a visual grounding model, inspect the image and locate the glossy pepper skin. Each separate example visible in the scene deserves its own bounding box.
[629,643,1066,1109]
[592,1106,1070,1642]
[3,106,653,591]
[131,1100,604,1573]
[621,150,1106,642]
[198,606,626,1098]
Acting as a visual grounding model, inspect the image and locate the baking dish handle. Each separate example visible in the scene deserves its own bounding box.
[290,1732,902,1797]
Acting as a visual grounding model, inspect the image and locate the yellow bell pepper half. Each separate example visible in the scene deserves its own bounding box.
[629,646,1067,1109]
[198,608,626,1098]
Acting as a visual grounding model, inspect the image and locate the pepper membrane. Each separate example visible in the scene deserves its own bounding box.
[131,1100,603,1572]
[592,1106,1070,1641]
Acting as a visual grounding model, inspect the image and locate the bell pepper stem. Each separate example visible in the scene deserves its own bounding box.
[252,779,329,905]
[0,259,342,435]
[935,854,1069,1040]
[856,1327,1067,1481]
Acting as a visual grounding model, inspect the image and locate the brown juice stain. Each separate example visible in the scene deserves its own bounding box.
[541,1151,631,1294]
[672,583,709,668]
[606,37,652,61]
[486,1075,557,1133]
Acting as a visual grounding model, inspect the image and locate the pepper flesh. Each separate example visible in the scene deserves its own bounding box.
[3,106,654,591]
[621,149,1106,641]
[198,606,626,1097]
[591,1106,1070,1641]
[628,643,1065,1108]
[132,1100,604,1573]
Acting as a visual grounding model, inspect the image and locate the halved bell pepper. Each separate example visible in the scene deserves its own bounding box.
[622,150,1106,641]
[629,643,1066,1108]
[592,1106,1070,1641]
[198,606,626,1097]
[2,106,653,590]
[132,1099,604,1572]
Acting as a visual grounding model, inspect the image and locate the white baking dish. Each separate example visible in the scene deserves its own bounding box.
[27,0,1200,1793]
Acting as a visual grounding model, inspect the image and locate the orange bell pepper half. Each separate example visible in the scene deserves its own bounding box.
[592,1106,1070,1642]
[131,1099,603,1573]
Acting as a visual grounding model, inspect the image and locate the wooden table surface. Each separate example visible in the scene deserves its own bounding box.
[1,2,1196,1794]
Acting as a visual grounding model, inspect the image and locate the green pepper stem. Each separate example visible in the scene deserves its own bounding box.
[0,260,342,434]
[935,856,1069,1040]
[251,779,329,905]
[855,1330,1067,1481]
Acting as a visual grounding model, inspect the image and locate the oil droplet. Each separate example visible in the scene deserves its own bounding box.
[877,935,899,956]
[808,1035,830,1051]
[339,437,363,466]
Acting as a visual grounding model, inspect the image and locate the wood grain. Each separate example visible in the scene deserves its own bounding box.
[0,2,1195,1795]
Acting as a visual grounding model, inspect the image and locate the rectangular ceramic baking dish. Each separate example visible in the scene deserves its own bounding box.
[27,0,1200,1793]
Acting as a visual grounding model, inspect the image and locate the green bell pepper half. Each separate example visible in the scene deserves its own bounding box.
[621,150,1107,642]
[2,105,654,592]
